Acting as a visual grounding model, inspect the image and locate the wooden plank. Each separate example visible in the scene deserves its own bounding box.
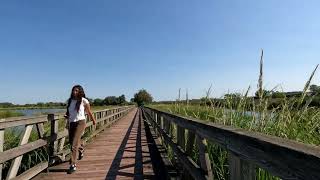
[49,114,59,156]
[83,107,133,143]
[228,152,255,180]
[6,124,33,180]
[145,107,320,180]
[58,137,66,153]
[241,159,256,180]
[185,130,195,156]
[0,129,4,180]
[93,109,129,125]
[36,123,45,138]
[197,135,213,180]
[184,130,196,180]
[228,152,241,180]
[0,139,47,164]
[46,129,68,144]
[0,116,48,129]
[11,161,48,180]
[177,126,186,150]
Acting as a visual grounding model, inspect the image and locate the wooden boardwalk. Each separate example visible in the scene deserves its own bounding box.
[34,108,165,180]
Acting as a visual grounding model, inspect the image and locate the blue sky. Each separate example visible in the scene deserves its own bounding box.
[1,0,320,104]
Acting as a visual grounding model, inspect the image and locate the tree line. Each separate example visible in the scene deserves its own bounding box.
[0,89,154,108]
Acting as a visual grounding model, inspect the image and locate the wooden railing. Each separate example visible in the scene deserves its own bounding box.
[142,107,320,180]
[0,106,134,180]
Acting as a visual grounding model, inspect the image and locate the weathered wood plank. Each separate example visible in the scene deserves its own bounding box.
[0,116,48,129]
[0,139,47,164]
[36,123,45,138]
[177,126,185,150]
[49,114,58,157]
[6,124,33,179]
[197,135,213,180]
[11,161,48,180]
[228,152,256,180]
[185,130,195,156]
[58,137,66,153]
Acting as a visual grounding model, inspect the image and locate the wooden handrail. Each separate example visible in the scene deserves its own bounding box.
[143,106,320,180]
[0,106,135,180]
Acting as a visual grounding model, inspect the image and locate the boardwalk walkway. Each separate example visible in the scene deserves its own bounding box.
[34,108,167,180]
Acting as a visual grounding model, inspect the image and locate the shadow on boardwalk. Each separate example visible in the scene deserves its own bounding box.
[105,109,167,180]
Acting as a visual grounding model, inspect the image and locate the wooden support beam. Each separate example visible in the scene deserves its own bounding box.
[6,125,33,180]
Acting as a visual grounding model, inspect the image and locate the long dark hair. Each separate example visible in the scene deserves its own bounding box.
[66,85,86,116]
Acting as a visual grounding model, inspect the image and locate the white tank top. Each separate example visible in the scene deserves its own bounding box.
[68,97,89,122]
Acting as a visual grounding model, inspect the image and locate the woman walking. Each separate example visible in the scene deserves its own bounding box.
[65,85,96,174]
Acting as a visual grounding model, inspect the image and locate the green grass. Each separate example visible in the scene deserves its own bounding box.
[2,128,48,179]
[0,111,23,119]
[150,95,320,179]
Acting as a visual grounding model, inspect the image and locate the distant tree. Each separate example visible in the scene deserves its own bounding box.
[199,97,213,106]
[118,94,126,105]
[37,102,44,107]
[103,96,118,105]
[93,98,104,106]
[224,93,242,99]
[0,102,14,108]
[271,91,286,98]
[255,90,272,98]
[310,84,320,95]
[133,89,153,106]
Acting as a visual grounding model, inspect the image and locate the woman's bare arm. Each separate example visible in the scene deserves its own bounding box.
[84,103,96,125]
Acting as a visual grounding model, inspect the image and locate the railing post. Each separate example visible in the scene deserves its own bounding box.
[177,126,185,150]
[228,152,256,180]
[101,111,105,126]
[158,115,165,145]
[183,130,196,180]
[185,130,195,155]
[196,135,213,180]
[48,114,58,161]
[177,125,186,178]
[93,113,97,131]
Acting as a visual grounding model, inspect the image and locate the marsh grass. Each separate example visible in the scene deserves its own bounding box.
[150,51,320,179]
[0,111,23,119]
[1,128,48,179]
